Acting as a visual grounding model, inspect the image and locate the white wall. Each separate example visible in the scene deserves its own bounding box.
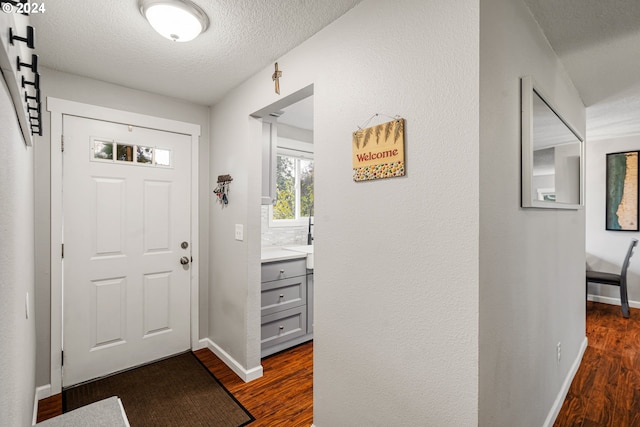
[35,68,211,388]
[479,0,586,425]
[586,135,640,305]
[0,77,36,426]
[209,0,479,424]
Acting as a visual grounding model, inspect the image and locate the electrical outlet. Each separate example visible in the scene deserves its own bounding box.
[556,342,562,363]
[235,224,244,241]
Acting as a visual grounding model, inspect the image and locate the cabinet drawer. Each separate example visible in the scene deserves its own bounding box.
[261,276,306,316]
[261,258,306,282]
[261,306,307,349]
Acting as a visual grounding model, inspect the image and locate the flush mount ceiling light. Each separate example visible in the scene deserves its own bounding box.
[139,0,209,42]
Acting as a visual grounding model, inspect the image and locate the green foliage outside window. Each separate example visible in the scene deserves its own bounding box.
[273,154,314,221]
[300,159,314,217]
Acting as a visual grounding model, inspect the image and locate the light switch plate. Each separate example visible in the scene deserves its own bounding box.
[235,224,244,241]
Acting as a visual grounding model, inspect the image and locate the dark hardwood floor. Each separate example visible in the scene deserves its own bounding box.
[196,342,313,427]
[554,302,640,427]
[37,341,313,426]
[39,302,637,426]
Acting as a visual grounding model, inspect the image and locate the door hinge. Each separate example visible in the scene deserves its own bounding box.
[61,244,64,259]
[61,350,64,367]
[61,135,64,152]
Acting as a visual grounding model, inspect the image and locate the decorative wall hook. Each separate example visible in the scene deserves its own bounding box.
[30,122,41,136]
[24,90,39,104]
[9,26,34,49]
[21,73,39,89]
[17,53,38,73]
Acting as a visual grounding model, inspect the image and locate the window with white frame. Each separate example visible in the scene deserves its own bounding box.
[270,148,313,226]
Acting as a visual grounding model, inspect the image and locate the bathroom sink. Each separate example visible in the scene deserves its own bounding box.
[283,245,314,269]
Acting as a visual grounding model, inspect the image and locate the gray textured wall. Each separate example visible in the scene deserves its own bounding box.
[0,76,37,426]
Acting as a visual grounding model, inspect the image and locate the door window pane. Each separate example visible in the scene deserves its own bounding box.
[155,148,171,167]
[117,144,134,162]
[136,146,153,164]
[94,141,113,160]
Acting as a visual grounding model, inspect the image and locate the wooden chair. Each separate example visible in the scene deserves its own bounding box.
[586,238,638,318]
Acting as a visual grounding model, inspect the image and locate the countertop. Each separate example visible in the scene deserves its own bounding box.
[261,245,314,269]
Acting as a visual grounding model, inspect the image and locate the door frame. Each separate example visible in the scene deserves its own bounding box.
[47,97,201,395]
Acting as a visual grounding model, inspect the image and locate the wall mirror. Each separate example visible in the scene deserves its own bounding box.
[521,76,584,209]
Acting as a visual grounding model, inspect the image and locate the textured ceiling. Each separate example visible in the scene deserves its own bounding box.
[31,0,361,106]
[523,0,640,141]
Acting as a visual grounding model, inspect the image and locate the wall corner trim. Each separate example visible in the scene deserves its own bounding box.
[200,338,263,383]
[543,336,588,427]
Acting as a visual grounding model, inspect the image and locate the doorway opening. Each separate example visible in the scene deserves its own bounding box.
[251,85,315,359]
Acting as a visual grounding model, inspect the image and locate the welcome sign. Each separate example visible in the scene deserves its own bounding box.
[352,118,405,182]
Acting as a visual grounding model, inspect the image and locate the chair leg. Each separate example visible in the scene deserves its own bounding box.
[585,280,589,311]
[620,280,630,318]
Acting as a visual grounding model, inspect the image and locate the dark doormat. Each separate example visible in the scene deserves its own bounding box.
[63,352,254,427]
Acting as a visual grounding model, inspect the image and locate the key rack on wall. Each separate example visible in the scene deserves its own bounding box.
[214,174,233,206]
[0,3,41,145]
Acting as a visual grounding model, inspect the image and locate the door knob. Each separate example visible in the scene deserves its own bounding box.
[180,256,190,265]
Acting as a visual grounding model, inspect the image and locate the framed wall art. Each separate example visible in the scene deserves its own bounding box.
[606,150,639,231]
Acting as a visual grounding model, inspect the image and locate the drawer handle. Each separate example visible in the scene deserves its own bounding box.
[279,269,285,274]
[279,325,284,330]
[279,294,284,299]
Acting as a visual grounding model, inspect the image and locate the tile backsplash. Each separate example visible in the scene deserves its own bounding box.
[261,205,310,247]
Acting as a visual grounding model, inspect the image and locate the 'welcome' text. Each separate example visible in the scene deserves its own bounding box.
[356,149,399,163]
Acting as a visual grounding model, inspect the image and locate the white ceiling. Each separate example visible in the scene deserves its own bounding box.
[30,1,640,141]
[523,0,640,141]
[30,0,361,106]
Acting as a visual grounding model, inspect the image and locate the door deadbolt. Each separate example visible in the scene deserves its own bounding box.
[181,241,189,249]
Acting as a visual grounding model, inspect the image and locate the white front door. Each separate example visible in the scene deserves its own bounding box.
[62,115,192,387]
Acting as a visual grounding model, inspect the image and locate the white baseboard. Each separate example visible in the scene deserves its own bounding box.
[587,293,640,309]
[35,384,52,400]
[192,339,207,351]
[33,384,52,425]
[543,336,588,427]
[200,338,263,383]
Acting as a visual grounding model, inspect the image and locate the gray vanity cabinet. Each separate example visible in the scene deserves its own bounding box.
[260,258,313,357]
[306,270,314,334]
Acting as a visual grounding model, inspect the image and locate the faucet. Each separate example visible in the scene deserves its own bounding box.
[307,215,314,245]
